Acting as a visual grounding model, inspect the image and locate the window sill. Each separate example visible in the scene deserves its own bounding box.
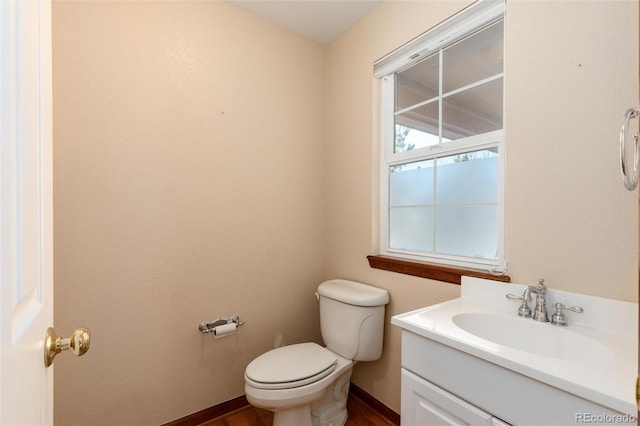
[366,255,511,285]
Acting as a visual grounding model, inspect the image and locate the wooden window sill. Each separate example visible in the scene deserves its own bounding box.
[367,255,510,285]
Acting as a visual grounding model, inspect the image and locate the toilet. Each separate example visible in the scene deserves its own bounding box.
[244,279,389,426]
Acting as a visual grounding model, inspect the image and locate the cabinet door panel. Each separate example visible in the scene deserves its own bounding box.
[401,369,495,425]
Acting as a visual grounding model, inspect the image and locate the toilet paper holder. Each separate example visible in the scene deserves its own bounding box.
[198,315,245,334]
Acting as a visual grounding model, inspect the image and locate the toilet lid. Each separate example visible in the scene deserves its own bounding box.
[245,342,337,390]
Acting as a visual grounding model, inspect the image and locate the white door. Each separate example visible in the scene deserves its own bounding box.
[1,0,54,424]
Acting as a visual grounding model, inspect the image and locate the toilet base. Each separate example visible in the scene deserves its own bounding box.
[269,368,352,426]
[274,405,313,426]
[246,360,354,426]
[310,369,351,426]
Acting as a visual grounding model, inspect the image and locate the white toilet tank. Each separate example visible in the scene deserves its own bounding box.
[316,279,389,361]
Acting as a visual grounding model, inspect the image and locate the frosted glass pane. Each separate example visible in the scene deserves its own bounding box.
[443,21,504,93]
[435,205,497,259]
[436,152,497,204]
[442,78,503,140]
[389,207,434,252]
[396,53,439,111]
[389,160,434,206]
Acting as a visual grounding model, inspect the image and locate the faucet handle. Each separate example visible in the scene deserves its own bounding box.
[506,286,532,302]
[550,302,584,326]
[506,287,533,318]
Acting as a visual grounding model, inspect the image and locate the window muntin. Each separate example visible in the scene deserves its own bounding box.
[379,7,505,271]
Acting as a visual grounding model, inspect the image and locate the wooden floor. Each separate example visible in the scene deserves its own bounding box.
[200,393,397,426]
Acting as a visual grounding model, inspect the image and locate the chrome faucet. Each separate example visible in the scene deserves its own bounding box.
[531,278,549,322]
[507,278,584,326]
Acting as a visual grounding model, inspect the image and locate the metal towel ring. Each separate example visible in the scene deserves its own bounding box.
[620,107,639,191]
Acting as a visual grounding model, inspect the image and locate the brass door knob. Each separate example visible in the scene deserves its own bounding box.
[44,327,91,367]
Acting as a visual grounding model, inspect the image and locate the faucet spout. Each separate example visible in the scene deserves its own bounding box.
[531,279,549,322]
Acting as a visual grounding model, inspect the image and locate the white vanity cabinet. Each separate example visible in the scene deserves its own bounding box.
[393,277,638,426]
[399,330,632,426]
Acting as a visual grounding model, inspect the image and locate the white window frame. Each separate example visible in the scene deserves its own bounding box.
[375,0,507,273]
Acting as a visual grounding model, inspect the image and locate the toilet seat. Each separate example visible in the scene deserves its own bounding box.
[245,342,337,390]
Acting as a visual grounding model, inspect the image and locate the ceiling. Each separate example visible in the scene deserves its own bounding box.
[224,0,381,44]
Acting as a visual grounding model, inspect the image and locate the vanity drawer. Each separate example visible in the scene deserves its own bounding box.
[401,368,505,425]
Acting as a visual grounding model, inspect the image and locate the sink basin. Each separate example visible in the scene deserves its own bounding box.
[451,312,612,361]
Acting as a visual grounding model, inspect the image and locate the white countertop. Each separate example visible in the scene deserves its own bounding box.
[391,276,638,415]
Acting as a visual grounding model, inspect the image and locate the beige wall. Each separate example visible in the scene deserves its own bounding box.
[53,1,326,424]
[325,0,638,415]
[53,0,638,423]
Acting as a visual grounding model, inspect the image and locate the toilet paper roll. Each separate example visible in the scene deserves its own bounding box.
[213,323,236,338]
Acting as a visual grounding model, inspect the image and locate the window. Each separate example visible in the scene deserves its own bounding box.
[374,0,506,273]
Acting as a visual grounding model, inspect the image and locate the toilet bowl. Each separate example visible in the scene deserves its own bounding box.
[245,343,354,426]
[244,279,389,426]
